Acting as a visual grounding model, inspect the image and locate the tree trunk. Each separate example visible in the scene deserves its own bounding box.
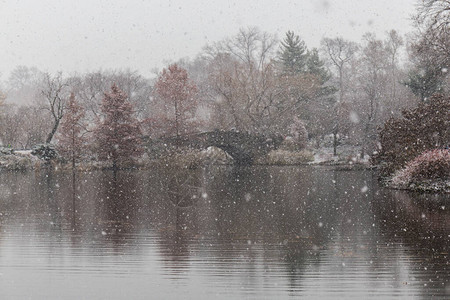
[72,167,76,224]
[333,132,338,156]
[72,129,76,170]
[333,66,344,157]
[174,100,180,148]
[113,167,117,182]
[46,119,61,144]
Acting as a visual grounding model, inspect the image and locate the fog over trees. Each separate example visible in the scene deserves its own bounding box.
[0,1,448,160]
[0,3,448,297]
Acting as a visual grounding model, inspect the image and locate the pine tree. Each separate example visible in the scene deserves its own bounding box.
[306,48,336,98]
[95,84,142,170]
[406,66,443,101]
[57,92,86,169]
[306,48,330,84]
[278,31,308,74]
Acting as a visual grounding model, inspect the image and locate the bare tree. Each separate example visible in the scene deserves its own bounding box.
[415,0,450,66]
[205,28,279,133]
[71,70,152,126]
[355,34,389,157]
[408,0,450,98]
[0,104,20,147]
[204,27,319,135]
[40,72,70,144]
[14,105,51,149]
[384,30,404,104]
[8,66,41,91]
[174,56,214,132]
[321,37,358,155]
[6,66,43,106]
[112,69,152,120]
[70,71,107,123]
[207,27,277,70]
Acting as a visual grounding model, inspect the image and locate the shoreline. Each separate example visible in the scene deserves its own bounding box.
[385,177,450,194]
[1,148,447,194]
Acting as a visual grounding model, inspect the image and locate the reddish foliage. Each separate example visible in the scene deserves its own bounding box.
[56,93,86,165]
[153,64,199,138]
[95,84,143,168]
[375,94,450,176]
[392,149,450,186]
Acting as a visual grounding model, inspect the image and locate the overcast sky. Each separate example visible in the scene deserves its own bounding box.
[0,0,417,79]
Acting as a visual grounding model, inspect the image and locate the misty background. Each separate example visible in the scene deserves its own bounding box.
[1,0,415,82]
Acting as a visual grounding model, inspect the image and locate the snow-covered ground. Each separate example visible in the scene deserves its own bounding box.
[0,149,42,170]
[311,146,371,165]
[14,150,33,156]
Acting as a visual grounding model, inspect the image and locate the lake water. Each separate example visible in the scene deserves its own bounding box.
[0,166,448,299]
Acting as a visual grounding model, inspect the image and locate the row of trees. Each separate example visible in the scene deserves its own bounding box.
[0,1,448,162]
[0,66,197,149]
[57,72,197,169]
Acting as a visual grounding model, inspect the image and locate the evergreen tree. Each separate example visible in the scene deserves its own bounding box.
[278,32,338,148]
[306,48,330,84]
[95,84,142,170]
[279,33,335,98]
[406,66,444,101]
[57,92,86,169]
[278,31,308,74]
[306,48,336,97]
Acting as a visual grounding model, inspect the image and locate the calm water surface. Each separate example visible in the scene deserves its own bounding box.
[0,166,448,299]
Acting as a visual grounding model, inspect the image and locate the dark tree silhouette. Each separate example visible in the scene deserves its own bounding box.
[95,84,143,170]
[278,31,308,74]
[41,72,69,143]
[375,94,450,176]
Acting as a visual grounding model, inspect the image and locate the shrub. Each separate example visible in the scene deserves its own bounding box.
[31,143,59,161]
[287,117,308,150]
[0,154,35,170]
[392,149,450,188]
[279,137,299,152]
[0,147,14,155]
[374,94,450,176]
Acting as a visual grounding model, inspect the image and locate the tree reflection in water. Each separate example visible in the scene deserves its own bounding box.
[0,167,447,298]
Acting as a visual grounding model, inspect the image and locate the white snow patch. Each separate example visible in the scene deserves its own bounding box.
[15,150,33,156]
[360,185,368,193]
[349,111,360,123]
